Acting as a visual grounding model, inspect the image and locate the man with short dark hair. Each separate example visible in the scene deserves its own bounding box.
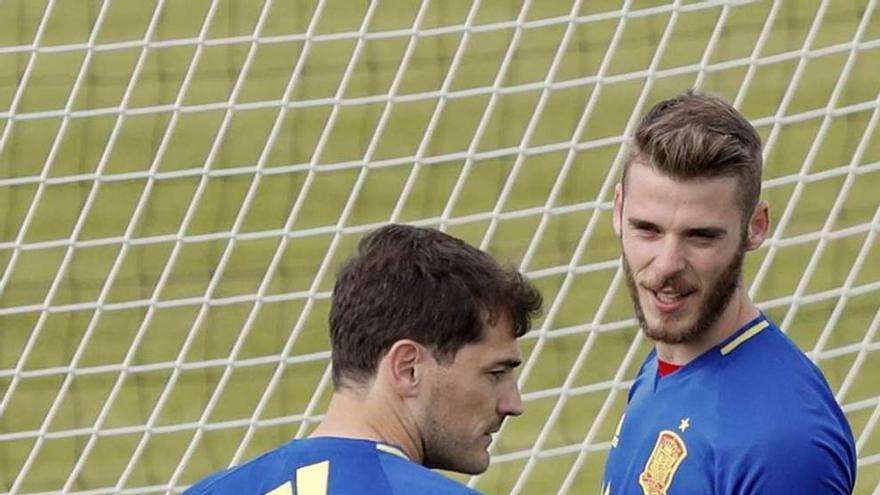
[601,90,856,494]
[186,224,542,494]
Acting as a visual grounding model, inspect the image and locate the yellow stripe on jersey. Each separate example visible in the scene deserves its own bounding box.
[265,481,293,495]
[720,320,769,356]
[296,461,330,495]
[376,443,409,460]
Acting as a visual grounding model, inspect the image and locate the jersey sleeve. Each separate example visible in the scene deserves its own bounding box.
[716,426,855,494]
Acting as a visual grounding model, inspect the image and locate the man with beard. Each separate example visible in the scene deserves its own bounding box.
[600,90,856,495]
[185,224,542,495]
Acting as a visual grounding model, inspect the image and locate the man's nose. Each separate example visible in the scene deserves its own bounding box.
[499,383,524,417]
[652,237,686,278]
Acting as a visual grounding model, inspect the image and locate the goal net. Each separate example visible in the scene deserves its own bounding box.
[1,0,878,493]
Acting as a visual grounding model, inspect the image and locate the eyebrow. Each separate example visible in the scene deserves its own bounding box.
[684,227,727,238]
[628,218,658,230]
[627,218,727,238]
[494,358,522,369]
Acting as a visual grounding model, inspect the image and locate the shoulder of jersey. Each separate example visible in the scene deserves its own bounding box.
[376,448,483,495]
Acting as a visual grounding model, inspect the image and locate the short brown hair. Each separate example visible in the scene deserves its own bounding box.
[622,89,763,216]
[329,224,543,388]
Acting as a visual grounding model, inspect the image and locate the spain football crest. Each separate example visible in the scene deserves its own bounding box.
[638,430,687,495]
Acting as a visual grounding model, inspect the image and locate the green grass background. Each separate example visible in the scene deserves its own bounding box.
[0,0,878,493]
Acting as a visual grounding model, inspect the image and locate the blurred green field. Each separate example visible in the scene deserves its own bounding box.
[0,0,878,493]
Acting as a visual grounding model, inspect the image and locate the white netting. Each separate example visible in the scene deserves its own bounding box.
[0,0,878,493]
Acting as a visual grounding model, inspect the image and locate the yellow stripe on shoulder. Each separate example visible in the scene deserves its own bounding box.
[376,443,409,460]
[265,481,293,495]
[720,320,769,356]
[296,460,329,495]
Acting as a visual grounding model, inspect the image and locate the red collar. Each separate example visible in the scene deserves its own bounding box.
[658,359,683,377]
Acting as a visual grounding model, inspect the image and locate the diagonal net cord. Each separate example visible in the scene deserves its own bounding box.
[556,2,745,493]
[7,1,128,492]
[745,0,835,312]
[0,0,59,296]
[217,0,334,469]
[504,3,688,493]
[434,0,535,236]
[776,0,876,338]
[166,0,390,474]
[108,0,242,490]
[156,0,294,487]
[467,0,624,488]
[58,0,174,491]
[853,305,880,459]
[0,0,62,417]
[388,1,484,224]
[226,0,443,469]
[806,39,880,382]
[23,0,246,492]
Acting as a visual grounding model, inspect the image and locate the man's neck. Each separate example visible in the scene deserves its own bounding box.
[309,387,423,463]
[655,290,761,365]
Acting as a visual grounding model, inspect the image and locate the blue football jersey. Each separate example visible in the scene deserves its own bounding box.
[602,314,856,495]
[184,437,481,495]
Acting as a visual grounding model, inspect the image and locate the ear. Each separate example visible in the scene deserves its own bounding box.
[382,339,433,398]
[613,183,623,236]
[745,200,770,251]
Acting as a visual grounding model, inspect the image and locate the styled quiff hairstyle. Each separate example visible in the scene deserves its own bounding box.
[623,89,764,218]
[329,224,543,388]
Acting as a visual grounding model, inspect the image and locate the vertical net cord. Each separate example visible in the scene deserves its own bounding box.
[731,0,785,316]
[8,1,121,492]
[730,0,783,111]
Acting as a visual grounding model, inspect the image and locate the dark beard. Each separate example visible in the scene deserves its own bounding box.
[622,241,746,345]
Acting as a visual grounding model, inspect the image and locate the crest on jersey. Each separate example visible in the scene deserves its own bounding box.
[638,430,687,495]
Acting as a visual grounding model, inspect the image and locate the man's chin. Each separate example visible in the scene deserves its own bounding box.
[640,314,698,344]
[643,326,691,344]
[427,449,489,475]
[449,458,488,476]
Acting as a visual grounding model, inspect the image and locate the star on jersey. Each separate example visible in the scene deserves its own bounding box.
[678,418,691,432]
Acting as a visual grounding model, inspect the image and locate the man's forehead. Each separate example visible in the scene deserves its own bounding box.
[625,162,741,215]
[455,318,522,363]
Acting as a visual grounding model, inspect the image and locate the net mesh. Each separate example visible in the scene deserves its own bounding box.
[0,0,878,493]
